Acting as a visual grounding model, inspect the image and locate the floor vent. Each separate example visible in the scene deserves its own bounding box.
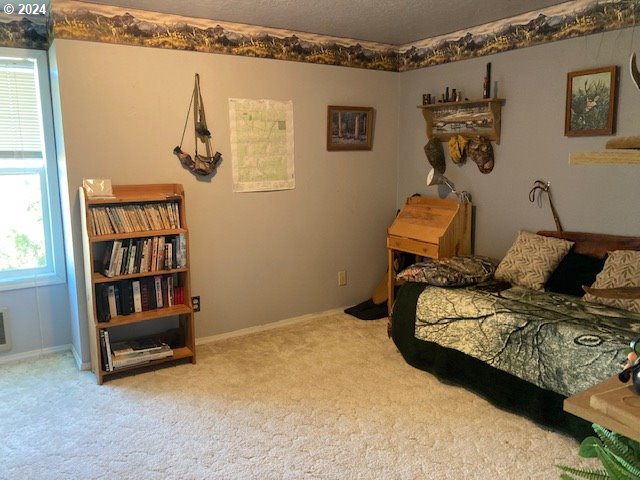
[0,308,12,352]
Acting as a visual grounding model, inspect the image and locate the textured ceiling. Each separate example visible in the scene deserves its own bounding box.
[87,0,568,45]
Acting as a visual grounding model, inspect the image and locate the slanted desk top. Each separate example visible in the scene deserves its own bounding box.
[387,196,472,318]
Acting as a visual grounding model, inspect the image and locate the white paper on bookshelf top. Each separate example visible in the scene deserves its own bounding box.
[83,178,115,198]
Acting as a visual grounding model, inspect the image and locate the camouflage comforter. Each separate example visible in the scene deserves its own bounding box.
[415,284,640,397]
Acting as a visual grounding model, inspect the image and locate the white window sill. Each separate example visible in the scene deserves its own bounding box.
[0,271,66,292]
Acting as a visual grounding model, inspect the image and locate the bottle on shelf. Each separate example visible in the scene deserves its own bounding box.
[483,62,492,99]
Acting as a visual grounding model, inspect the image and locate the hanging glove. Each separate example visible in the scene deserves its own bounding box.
[447,135,468,164]
[424,138,446,173]
[468,136,494,174]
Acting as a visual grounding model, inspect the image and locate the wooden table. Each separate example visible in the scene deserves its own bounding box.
[564,375,640,442]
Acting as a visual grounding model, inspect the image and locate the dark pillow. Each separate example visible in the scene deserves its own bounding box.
[545,251,605,297]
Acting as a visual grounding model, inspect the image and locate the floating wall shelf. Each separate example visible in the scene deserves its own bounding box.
[570,150,640,165]
[419,98,506,144]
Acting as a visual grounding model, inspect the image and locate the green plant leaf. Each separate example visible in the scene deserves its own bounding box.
[595,446,636,480]
[610,451,640,479]
[581,437,604,458]
[560,425,640,480]
[557,464,609,479]
[560,474,577,480]
[592,424,640,476]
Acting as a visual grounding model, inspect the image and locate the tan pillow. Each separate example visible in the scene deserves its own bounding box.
[583,250,640,313]
[494,230,574,290]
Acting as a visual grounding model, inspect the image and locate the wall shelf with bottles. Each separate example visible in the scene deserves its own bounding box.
[419,98,505,144]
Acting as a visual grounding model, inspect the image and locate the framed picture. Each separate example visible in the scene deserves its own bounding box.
[327,106,374,150]
[565,66,618,136]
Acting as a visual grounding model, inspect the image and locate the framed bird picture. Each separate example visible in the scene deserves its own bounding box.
[564,66,618,137]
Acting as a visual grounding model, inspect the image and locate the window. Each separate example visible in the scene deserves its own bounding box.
[0,48,65,290]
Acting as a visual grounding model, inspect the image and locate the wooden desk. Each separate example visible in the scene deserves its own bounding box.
[564,376,640,442]
[386,196,472,317]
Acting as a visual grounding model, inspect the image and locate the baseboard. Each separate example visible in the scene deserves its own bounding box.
[0,308,351,363]
[0,344,72,365]
[196,307,348,345]
[71,344,91,371]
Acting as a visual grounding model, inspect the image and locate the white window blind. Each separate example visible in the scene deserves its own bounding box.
[0,58,43,156]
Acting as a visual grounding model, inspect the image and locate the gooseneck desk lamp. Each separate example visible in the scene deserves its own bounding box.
[426,168,471,203]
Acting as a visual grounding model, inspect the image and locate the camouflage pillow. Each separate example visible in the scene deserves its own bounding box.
[494,230,574,291]
[583,250,640,313]
[396,255,499,287]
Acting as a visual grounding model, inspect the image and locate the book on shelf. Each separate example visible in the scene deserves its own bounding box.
[156,237,165,272]
[107,284,118,318]
[95,276,182,320]
[132,280,142,313]
[139,239,149,273]
[88,209,98,235]
[99,330,110,370]
[111,338,173,369]
[99,235,185,279]
[165,242,173,270]
[102,336,173,370]
[110,337,169,357]
[150,237,158,272]
[95,284,111,322]
[154,275,163,308]
[173,285,184,305]
[113,242,127,277]
[127,243,137,275]
[167,275,174,307]
[91,208,108,235]
[103,329,114,372]
[118,280,134,316]
[89,201,181,236]
[123,241,132,271]
[133,239,144,273]
[140,276,156,311]
[180,233,187,268]
[105,207,121,233]
[103,240,122,277]
[143,204,158,230]
[111,348,173,369]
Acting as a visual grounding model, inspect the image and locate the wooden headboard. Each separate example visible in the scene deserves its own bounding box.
[538,231,640,259]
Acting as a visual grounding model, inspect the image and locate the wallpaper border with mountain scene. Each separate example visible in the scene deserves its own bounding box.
[397,0,640,71]
[1,0,639,71]
[0,7,48,50]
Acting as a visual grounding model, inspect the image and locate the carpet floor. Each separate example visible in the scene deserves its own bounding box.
[1,313,592,479]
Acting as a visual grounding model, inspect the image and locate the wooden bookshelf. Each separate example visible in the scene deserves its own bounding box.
[79,183,195,384]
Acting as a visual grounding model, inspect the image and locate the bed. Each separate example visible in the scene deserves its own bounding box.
[390,230,640,440]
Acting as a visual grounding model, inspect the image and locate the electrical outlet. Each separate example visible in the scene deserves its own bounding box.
[338,270,347,286]
[191,296,201,312]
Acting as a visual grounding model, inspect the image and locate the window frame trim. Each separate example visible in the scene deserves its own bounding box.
[0,47,66,292]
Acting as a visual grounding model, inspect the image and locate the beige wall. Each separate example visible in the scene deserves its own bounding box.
[12,26,640,362]
[51,39,399,362]
[398,27,640,259]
